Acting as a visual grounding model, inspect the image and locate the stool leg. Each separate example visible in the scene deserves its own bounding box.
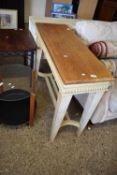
[29,93,36,126]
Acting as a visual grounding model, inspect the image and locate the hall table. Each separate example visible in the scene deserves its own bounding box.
[0,29,37,68]
[30,18,113,141]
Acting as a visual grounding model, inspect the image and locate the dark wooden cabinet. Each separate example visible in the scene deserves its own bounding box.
[0,0,24,28]
[94,0,117,21]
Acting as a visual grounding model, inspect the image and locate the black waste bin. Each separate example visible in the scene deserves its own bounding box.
[0,89,30,125]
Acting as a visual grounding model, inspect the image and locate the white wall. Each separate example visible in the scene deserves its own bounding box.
[78,0,98,19]
[25,0,46,22]
[25,0,30,22]
[25,0,98,23]
[30,0,46,17]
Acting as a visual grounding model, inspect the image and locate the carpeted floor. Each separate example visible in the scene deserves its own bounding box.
[0,57,117,175]
[0,76,117,174]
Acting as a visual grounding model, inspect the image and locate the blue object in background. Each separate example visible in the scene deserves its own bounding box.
[51,2,76,19]
[51,2,73,14]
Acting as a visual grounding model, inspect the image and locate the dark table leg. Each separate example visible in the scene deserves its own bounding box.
[30,51,34,69]
[24,52,27,66]
[24,51,34,69]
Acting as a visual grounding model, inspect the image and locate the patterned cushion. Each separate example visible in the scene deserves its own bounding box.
[89,41,117,58]
[75,20,117,45]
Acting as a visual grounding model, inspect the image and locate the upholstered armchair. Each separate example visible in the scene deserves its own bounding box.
[74,20,117,124]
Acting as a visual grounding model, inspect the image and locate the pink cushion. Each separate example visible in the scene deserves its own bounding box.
[89,41,117,58]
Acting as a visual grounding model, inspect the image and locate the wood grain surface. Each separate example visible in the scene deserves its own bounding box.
[36,23,113,84]
[0,29,37,52]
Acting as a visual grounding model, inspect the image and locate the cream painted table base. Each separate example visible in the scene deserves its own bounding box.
[37,50,107,141]
[50,91,104,141]
[29,17,113,141]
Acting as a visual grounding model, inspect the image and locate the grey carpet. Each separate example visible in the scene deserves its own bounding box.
[0,76,117,175]
[0,57,117,175]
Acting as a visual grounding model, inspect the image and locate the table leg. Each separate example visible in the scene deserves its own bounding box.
[24,51,34,68]
[29,93,36,126]
[36,49,43,73]
[30,51,34,69]
[50,92,72,141]
[77,92,104,136]
[24,52,27,66]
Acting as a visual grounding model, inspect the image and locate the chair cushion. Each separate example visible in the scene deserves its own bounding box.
[75,20,117,45]
[89,41,117,58]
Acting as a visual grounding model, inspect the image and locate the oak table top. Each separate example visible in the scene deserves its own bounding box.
[36,23,113,85]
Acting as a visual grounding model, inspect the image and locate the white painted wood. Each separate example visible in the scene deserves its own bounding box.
[77,92,104,136]
[50,76,58,96]
[35,49,43,74]
[45,76,57,107]
[61,119,80,128]
[50,92,72,141]
[29,16,77,31]
[38,72,57,107]
[29,17,112,141]
[29,17,111,96]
